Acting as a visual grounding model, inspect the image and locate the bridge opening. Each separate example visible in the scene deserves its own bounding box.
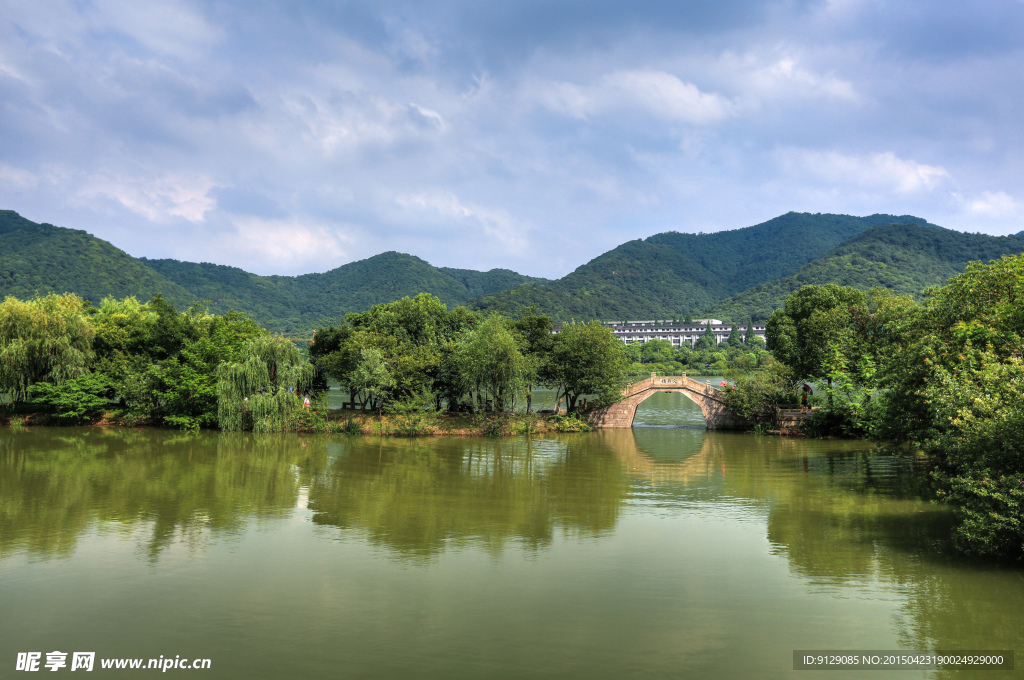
[631,391,707,429]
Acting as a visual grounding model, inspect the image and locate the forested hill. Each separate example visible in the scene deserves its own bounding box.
[469,212,933,320]
[143,253,549,333]
[0,210,195,309]
[7,207,1009,333]
[0,210,546,333]
[705,223,1024,321]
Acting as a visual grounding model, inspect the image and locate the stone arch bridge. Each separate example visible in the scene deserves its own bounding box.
[587,373,747,430]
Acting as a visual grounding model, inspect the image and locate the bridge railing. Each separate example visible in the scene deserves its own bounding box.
[624,372,726,399]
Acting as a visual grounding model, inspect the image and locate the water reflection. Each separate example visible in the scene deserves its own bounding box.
[307,436,630,559]
[2,428,1022,679]
[0,428,327,560]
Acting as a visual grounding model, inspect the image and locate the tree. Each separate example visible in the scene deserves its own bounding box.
[28,373,112,423]
[545,322,628,413]
[640,339,673,364]
[869,256,1024,559]
[457,315,529,412]
[727,323,743,348]
[720,359,796,428]
[693,322,717,352]
[351,347,397,414]
[0,294,94,402]
[216,335,316,432]
[765,284,866,381]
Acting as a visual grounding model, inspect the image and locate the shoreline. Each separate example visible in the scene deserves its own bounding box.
[0,408,596,436]
[2,405,816,437]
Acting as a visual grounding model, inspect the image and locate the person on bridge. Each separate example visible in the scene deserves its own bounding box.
[801,383,813,409]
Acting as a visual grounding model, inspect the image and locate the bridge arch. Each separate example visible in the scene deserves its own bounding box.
[587,373,747,430]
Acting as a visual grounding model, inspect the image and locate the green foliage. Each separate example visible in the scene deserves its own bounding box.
[865,256,1024,559]
[726,323,743,348]
[720,360,795,428]
[707,222,1024,322]
[0,211,546,336]
[142,252,545,334]
[0,293,95,402]
[456,314,530,412]
[216,335,314,432]
[546,322,629,412]
[548,414,592,432]
[351,347,397,412]
[760,256,1024,560]
[766,284,866,381]
[28,373,112,422]
[639,338,674,363]
[0,210,194,309]
[472,213,922,322]
[693,322,718,352]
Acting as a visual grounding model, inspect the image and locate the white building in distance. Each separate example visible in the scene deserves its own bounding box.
[599,319,766,348]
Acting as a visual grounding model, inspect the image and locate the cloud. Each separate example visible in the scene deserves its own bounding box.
[0,0,1022,278]
[745,56,859,102]
[76,173,215,222]
[966,191,1019,218]
[535,70,733,124]
[395,191,528,254]
[209,215,352,272]
[778,150,950,195]
[0,164,38,190]
[91,0,220,58]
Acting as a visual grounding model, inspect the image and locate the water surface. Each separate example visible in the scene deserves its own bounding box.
[1,396,1020,679]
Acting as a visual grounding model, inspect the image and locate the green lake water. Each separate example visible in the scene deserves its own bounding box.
[1,392,1021,679]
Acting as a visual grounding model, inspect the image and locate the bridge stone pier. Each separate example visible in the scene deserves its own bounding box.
[587,373,748,430]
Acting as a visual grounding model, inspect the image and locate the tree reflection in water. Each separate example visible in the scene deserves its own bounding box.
[611,429,1024,679]
[0,427,327,561]
[3,426,1022,676]
[306,435,631,559]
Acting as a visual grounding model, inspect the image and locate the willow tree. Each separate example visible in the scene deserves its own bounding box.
[0,294,94,402]
[216,335,317,432]
[456,315,529,413]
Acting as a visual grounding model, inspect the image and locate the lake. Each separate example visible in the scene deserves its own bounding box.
[1,392,1020,678]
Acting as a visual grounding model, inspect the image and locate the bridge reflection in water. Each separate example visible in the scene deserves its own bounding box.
[5,427,1020,679]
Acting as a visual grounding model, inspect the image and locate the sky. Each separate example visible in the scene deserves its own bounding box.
[1,0,1022,278]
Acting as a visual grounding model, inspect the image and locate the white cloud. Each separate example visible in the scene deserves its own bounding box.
[535,70,733,124]
[749,57,859,102]
[0,164,38,190]
[779,149,950,194]
[395,191,528,253]
[212,216,351,272]
[967,191,1019,218]
[76,173,214,222]
[87,0,221,59]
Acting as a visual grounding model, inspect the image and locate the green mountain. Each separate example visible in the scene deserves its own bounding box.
[0,210,195,308]
[142,253,549,333]
[9,208,1019,335]
[469,212,933,321]
[705,223,1024,321]
[0,210,546,334]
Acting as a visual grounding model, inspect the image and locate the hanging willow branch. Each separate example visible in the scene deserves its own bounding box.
[216,336,313,432]
[0,294,94,402]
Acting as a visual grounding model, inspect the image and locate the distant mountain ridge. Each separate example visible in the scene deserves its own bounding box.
[4,208,1019,333]
[142,252,548,333]
[705,223,1024,321]
[0,210,546,333]
[469,212,935,320]
[0,210,196,309]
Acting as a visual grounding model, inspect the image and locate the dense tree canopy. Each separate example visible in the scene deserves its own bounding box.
[0,294,94,402]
